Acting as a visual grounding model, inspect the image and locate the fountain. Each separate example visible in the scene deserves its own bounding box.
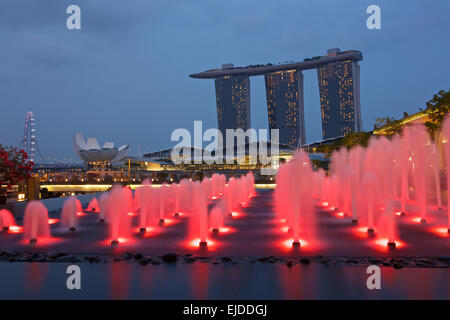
[400,126,412,215]
[443,117,450,233]
[76,199,83,215]
[312,122,446,246]
[209,206,224,233]
[137,183,157,234]
[157,184,169,224]
[378,201,398,249]
[98,192,109,223]
[189,182,208,247]
[0,209,16,231]
[23,201,50,244]
[179,179,193,215]
[430,142,442,209]
[123,186,135,216]
[202,177,212,200]
[211,173,220,199]
[342,165,355,220]
[172,183,181,216]
[87,198,100,212]
[61,196,78,231]
[410,125,429,223]
[108,185,132,246]
[275,150,316,248]
[359,172,380,234]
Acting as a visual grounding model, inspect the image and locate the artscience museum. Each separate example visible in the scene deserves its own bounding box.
[73,133,130,168]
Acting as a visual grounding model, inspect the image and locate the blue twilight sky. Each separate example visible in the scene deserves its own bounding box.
[0,0,449,161]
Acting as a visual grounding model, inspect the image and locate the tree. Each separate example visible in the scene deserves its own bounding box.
[341,131,373,149]
[314,131,373,154]
[423,89,450,137]
[0,145,34,196]
[373,116,403,136]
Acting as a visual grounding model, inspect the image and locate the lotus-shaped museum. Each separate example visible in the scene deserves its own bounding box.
[73,133,130,164]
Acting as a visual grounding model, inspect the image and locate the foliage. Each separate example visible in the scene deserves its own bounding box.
[373,116,403,136]
[422,89,450,137]
[340,131,373,149]
[314,131,373,154]
[311,159,329,171]
[0,145,33,195]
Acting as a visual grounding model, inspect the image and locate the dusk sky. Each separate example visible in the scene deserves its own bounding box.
[0,0,449,161]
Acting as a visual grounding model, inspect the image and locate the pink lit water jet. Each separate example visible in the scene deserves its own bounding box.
[377,201,399,249]
[359,173,380,234]
[61,196,78,231]
[0,209,16,231]
[157,184,169,224]
[189,182,208,247]
[99,192,109,223]
[173,183,181,215]
[275,151,316,248]
[75,199,83,215]
[442,117,450,233]
[23,201,50,244]
[87,197,100,212]
[410,125,430,223]
[430,143,442,209]
[137,183,157,234]
[108,185,132,246]
[209,206,224,233]
[400,127,412,214]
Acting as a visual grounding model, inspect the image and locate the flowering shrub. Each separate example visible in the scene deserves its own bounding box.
[0,145,34,195]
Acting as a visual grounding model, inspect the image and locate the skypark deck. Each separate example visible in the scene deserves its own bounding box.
[190,50,363,79]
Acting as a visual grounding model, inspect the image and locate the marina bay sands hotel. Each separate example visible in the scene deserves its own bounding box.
[190,48,363,146]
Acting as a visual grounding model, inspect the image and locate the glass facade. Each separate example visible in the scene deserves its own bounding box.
[317,60,362,140]
[215,75,251,140]
[265,70,305,146]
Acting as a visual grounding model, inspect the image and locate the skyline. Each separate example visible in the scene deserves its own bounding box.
[1,0,450,160]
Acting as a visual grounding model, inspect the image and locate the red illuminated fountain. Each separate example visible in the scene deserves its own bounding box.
[98,192,109,223]
[189,182,208,247]
[309,120,450,250]
[359,172,380,234]
[410,126,429,224]
[210,206,224,233]
[172,183,181,216]
[275,151,316,248]
[108,185,132,246]
[443,117,450,233]
[0,209,16,231]
[179,179,193,217]
[3,118,450,259]
[23,201,50,244]
[378,201,398,249]
[202,177,212,200]
[61,196,78,231]
[137,183,157,234]
[87,197,100,212]
[157,184,169,224]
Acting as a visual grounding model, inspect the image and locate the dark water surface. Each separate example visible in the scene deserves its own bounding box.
[1,261,448,299]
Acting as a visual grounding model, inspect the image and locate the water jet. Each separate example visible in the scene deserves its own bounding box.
[23,201,50,244]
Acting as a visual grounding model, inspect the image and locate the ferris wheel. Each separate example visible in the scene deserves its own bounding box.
[20,111,42,163]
